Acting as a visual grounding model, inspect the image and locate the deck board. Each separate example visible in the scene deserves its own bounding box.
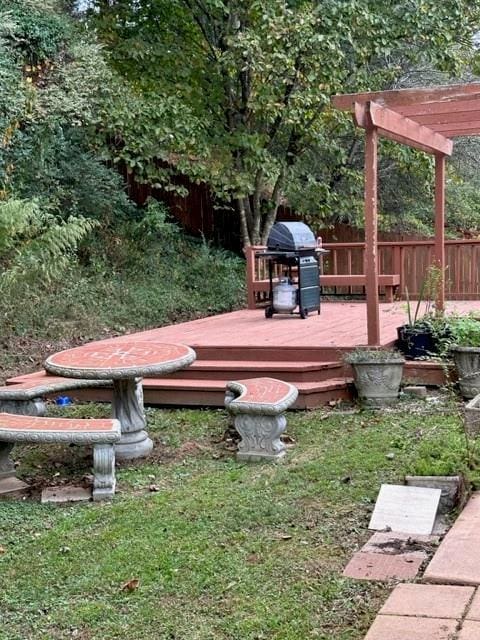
[113,301,480,350]
[7,301,480,408]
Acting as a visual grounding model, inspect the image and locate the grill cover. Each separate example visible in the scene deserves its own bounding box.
[267,222,316,251]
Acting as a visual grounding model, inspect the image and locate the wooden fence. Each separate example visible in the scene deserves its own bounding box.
[245,239,480,307]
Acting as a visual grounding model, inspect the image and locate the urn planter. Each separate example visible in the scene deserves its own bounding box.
[452,346,480,399]
[345,350,405,407]
[464,392,480,436]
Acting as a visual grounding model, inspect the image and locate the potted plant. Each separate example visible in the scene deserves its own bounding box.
[396,265,443,360]
[447,314,480,398]
[345,349,405,406]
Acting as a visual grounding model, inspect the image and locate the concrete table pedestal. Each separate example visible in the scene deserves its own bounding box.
[45,340,196,461]
[112,378,152,460]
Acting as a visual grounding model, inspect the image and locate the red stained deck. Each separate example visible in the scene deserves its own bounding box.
[8,301,480,408]
[115,300,480,354]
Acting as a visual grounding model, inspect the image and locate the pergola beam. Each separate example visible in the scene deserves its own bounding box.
[354,102,453,156]
[398,97,480,118]
[332,82,480,111]
[414,110,480,126]
[428,121,480,136]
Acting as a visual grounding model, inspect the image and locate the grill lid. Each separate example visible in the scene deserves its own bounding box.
[267,222,316,251]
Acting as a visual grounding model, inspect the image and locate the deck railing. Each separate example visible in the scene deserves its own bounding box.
[245,239,480,308]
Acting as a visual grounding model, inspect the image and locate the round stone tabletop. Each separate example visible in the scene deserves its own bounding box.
[44,341,196,380]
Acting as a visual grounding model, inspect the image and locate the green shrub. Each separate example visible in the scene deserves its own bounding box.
[447,314,480,348]
[344,348,404,364]
[0,198,96,288]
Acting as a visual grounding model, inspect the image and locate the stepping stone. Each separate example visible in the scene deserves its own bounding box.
[361,531,439,555]
[458,621,480,639]
[41,486,91,504]
[466,589,480,621]
[369,484,441,535]
[364,615,457,640]
[424,492,480,585]
[379,583,474,619]
[0,476,29,498]
[343,551,425,581]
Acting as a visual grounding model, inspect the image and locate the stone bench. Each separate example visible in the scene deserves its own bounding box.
[225,377,298,461]
[0,375,110,416]
[0,413,121,501]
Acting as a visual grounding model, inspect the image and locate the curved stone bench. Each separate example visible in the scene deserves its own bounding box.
[0,413,121,501]
[225,377,298,461]
[0,375,110,416]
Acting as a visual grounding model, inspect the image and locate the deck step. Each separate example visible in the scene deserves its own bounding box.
[167,359,344,382]
[71,377,354,409]
[190,345,357,363]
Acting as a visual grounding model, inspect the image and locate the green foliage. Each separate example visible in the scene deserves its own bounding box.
[0,198,97,290]
[344,348,404,364]
[1,205,245,339]
[404,264,443,328]
[88,0,480,244]
[0,400,472,638]
[0,0,69,65]
[445,314,480,348]
[410,426,476,476]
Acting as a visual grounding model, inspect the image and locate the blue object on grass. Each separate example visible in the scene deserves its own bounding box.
[56,396,72,406]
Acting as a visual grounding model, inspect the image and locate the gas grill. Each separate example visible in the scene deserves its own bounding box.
[258,222,327,319]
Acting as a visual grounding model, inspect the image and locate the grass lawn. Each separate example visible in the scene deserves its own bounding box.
[0,396,474,640]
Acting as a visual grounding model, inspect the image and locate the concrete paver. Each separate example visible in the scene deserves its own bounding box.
[379,583,474,619]
[41,486,91,504]
[364,615,457,639]
[369,484,441,535]
[343,551,425,581]
[0,476,29,498]
[361,531,439,555]
[424,493,480,585]
[466,589,480,621]
[458,620,480,639]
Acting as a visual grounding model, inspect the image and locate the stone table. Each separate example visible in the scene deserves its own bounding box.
[44,340,196,460]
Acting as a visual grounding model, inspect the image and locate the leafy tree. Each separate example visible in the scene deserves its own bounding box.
[0,0,138,276]
[87,0,480,246]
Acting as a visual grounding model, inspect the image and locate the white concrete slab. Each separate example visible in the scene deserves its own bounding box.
[0,476,29,498]
[41,486,91,504]
[369,484,441,535]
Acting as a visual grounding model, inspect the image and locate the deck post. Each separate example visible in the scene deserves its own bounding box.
[364,123,380,345]
[244,245,257,310]
[434,154,446,312]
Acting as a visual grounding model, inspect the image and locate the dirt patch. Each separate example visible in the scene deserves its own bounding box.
[371,537,436,555]
[0,332,121,384]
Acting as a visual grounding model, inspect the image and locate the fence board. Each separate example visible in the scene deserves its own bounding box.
[245,240,480,306]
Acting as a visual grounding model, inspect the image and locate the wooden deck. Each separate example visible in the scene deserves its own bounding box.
[8,301,480,408]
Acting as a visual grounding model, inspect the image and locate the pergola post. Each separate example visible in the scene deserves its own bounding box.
[364,125,380,345]
[434,154,446,312]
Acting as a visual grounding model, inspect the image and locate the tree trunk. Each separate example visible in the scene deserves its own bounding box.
[260,169,285,245]
[235,197,252,247]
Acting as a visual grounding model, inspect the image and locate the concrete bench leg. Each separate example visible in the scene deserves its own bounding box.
[0,399,45,417]
[0,442,15,479]
[235,414,287,462]
[92,444,116,501]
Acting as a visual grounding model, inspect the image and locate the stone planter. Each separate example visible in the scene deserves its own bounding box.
[464,393,480,436]
[405,475,463,514]
[452,347,480,399]
[348,356,404,406]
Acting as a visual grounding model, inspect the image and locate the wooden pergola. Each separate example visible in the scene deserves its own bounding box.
[332,82,480,345]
